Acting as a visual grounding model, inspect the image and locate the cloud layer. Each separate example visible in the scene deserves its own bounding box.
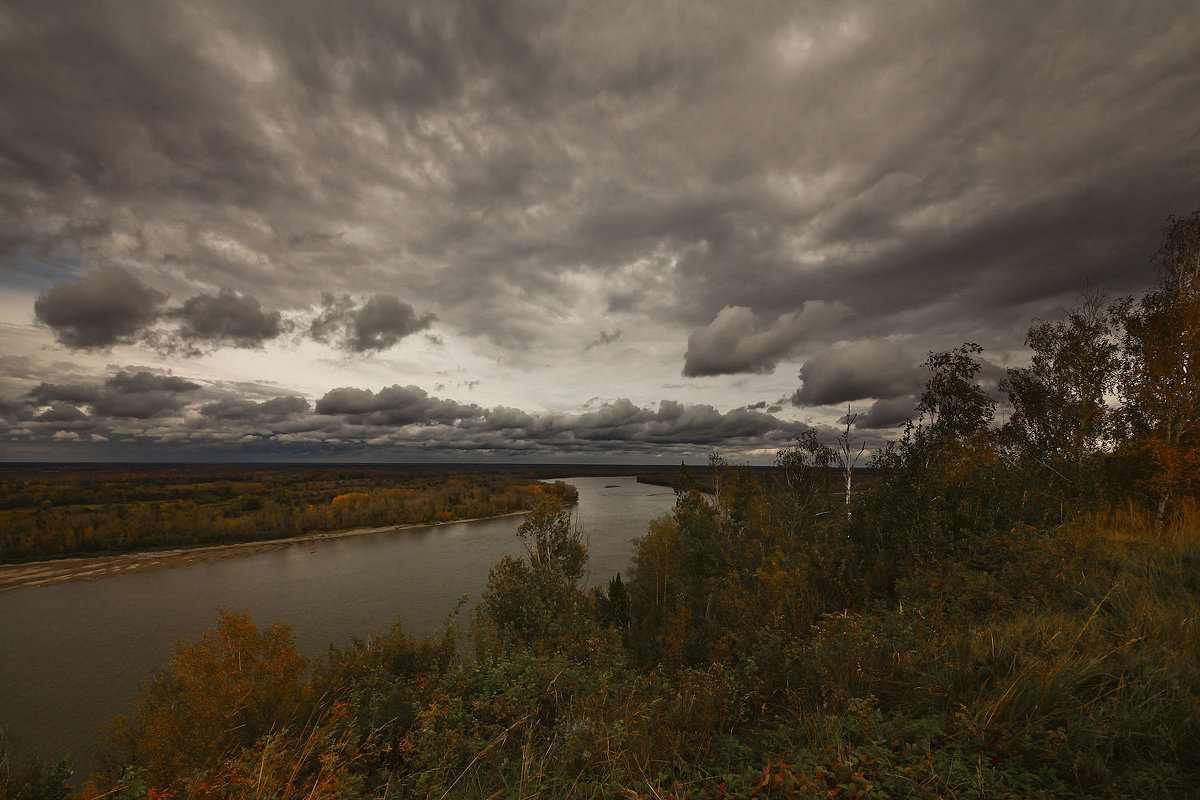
[4,1,1200,459]
[1,369,819,461]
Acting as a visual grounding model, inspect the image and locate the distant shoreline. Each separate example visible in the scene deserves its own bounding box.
[0,510,528,593]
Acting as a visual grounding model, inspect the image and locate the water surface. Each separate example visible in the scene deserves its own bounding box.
[0,476,676,772]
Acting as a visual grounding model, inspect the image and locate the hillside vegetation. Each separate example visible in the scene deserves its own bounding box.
[4,212,1200,799]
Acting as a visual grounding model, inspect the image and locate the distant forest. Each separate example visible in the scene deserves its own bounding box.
[0,462,770,563]
[4,212,1200,799]
[0,464,696,562]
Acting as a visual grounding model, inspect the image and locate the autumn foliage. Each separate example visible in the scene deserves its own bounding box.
[0,467,577,561]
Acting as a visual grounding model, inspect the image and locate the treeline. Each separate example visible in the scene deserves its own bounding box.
[0,466,577,561]
[8,213,1200,799]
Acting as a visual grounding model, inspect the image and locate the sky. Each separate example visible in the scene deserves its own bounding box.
[1,1,1198,463]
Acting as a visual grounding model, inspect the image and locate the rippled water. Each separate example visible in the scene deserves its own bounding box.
[0,475,677,773]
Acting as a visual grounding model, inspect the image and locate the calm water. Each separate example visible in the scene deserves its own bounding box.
[0,476,676,773]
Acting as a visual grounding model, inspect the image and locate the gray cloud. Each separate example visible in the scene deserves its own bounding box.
[583,329,622,352]
[92,372,201,419]
[855,395,917,430]
[8,1,1195,355]
[315,385,481,426]
[564,398,806,446]
[307,392,817,453]
[683,303,852,377]
[33,266,167,349]
[30,269,288,355]
[4,365,829,459]
[199,395,309,422]
[310,294,437,353]
[171,288,288,351]
[28,381,99,405]
[34,402,89,423]
[793,339,918,406]
[24,370,201,420]
[104,371,199,395]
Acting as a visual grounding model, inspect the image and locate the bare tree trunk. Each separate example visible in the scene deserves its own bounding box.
[838,405,866,521]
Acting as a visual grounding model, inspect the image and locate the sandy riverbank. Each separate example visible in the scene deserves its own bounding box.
[0,511,528,593]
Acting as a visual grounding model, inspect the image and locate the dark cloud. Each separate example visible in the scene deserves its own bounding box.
[301,387,814,455]
[27,381,99,405]
[683,303,851,377]
[855,395,917,430]
[4,2,1200,460]
[9,1,1194,352]
[564,398,806,445]
[793,339,918,406]
[30,269,288,355]
[5,366,826,459]
[310,294,437,353]
[331,395,821,459]
[104,371,200,395]
[25,370,201,420]
[199,395,309,422]
[308,294,354,342]
[34,402,89,423]
[33,266,166,349]
[170,288,288,351]
[315,385,481,426]
[583,329,622,351]
[92,372,200,419]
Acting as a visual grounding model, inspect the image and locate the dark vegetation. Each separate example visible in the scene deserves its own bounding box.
[0,464,607,562]
[5,212,1200,799]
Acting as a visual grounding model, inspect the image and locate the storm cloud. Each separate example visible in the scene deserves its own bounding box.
[855,395,918,430]
[4,366,820,461]
[4,1,1200,460]
[31,270,287,355]
[33,266,166,349]
[171,288,288,351]
[684,303,852,377]
[88,371,201,419]
[315,385,482,426]
[200,395,309,422]
[310,294,437,353]
[21,370,201,422]
[793,340,918,406]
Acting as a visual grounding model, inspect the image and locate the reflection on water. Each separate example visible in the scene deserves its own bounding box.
[0,476,676,772]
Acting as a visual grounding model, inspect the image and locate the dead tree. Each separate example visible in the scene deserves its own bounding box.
[836,405,867,519]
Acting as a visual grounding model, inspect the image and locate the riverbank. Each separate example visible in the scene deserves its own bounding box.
[0,510,528,593]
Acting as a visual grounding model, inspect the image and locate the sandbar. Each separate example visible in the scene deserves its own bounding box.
[0,511,527,593]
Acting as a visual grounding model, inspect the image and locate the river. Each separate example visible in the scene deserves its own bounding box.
[0,475,677,775]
